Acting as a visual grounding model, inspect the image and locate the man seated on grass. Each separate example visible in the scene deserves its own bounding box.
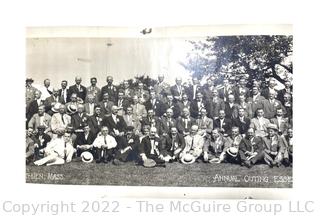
[203,128,231,163]
[26,128,36,165]
[34,128,75,166]
[283,128,293,167]
[238,128,266,168]
[74,123,96,157]
[220,126,243,164]
[113,126,140,165]
[138,126,166,167]
[180,125,204,164]
[92,126,117,163]
[161,127,186,162]
[263,124,286,168]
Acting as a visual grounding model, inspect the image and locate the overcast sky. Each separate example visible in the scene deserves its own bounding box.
[26,37,205,88]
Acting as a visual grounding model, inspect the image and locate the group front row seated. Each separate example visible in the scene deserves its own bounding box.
[26,105,293,168]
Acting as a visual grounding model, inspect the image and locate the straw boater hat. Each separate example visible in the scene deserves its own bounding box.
[51,102,62,113]
[226,147,239,157]
[67,104,77,115]
[180,153,196,164]
[80,151,94,163]
[143,158,157,168]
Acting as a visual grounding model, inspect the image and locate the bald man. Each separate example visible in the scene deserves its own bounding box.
[44,87,63,112]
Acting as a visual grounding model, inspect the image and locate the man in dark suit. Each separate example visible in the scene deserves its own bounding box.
[44,88,63,112]
[170,77,185,101]
[189,92,208,119]
[233,77,250,103]
[26,90,44,123]
[207,88,225,119]
[277,80,292,105]
[261,77,278,99]
[98,93,114,117]
[187,77,203,101]
[58,80,70,104]
[138,126,166,166]
[87,105,103,136]
[213,110,232,136]
[141,109,162,135]
[113,126,140,164]
[102,106,127,147]
[33,125,52,160]
[224,94,239,119]
[100,76,118,102]
[68,76,87,101]
[70,104,88,135]
[238,128,266,168]
[162,127,186,162]
[176,107,196,135]
[144,90,166,117]
[74,123,96,157]
[115,90,131,116]
[163,93,181,118]
[218,79,234,101]
[159,108,177,137]
[232,107,251,136]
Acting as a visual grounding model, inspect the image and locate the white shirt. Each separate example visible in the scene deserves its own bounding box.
[92,134,117,149]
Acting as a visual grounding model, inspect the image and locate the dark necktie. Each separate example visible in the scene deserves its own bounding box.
[61,114,65,124]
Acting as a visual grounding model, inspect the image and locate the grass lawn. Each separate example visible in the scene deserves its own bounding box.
[26,159,292,188]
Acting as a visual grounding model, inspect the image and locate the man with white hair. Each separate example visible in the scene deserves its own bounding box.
[261,77,278,99]
[180,125,204,163]
[154,74,170,98]
[51,104,71,135]
[139,126,166,166]
[84,94,96,116]
[176,107,196,135]
[68,76,87,101]
[34,129,75,166]
[159,108,177,137]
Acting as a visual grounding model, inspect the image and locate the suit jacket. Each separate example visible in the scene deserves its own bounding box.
[196,117,214,132]
[131,103,147,120]
[102,115,127,135]
[164,101,181,119]
[28,113,52,132]
[141,116,162,134]
[261,87,278,99]
[133,89,150,102]
[186,84,203,100]
[100,85,118,102]
[277,88,292,104]
[85,86,101,103]
[176,116,196,134]
[144,99,166,117]
[44,95,63,112]
[170,85,185,99]
[218,85,234,101]
[84,102,96,116]
[115,98,131,116]
[206,97,225,119]
[33,133,52,149]
[183,134,204,157]
[26,100,44,122]
[87,114,103,136]
[98,100,114,117]
[118,134,140,150]
[239,136,265,161]
[162,133,186,155]
[203,134,231,154]
[250,117,270,137]
[58,88,70,104]
[233,86,250,103]
[154,81,170,98]
[123,114,141,133]
[68,84,87,101]
[189,100,209,119]
[262,135,285,154]
[270,117,290,135]
[159,117,177,135]
[177,100,191,112]
[247,94,265,116]
[74,131,96,147]
[71,113,89,132]
[213,118,232,135]
[139,136,163,157]
[224,102,239,119]
[50,113,71,132]
[232,116,251,135]
[262,99,284,119]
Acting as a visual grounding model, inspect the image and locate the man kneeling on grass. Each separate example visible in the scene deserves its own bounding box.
[238,128,265,168]
[92,126,117,163]
[138,126,166,167]
[34,128,75,166]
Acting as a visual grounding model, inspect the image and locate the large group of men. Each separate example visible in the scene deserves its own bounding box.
[25,74,293,168]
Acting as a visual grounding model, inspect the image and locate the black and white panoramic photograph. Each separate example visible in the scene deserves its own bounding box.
[25,27,293,188]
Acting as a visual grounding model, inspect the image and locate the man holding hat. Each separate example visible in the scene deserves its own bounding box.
[161,127,186,162]
[263,123,286,167]
[74,123,96,157]
[51,104,71,136]
[33,125,52,160]
[28,105,52,135]
[180,125,204,164]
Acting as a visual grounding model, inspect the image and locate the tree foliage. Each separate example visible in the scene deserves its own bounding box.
[182,35,293,85]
